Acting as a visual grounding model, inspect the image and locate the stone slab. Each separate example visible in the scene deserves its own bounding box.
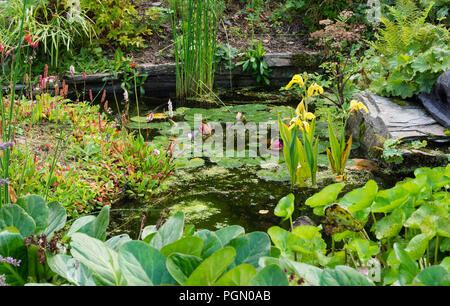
[348,90,449,152]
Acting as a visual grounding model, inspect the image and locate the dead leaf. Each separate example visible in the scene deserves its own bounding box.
[347,158,378,171]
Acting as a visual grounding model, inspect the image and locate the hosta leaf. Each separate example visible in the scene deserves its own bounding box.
[412,266,450,286]
[70,233,125,286]
[249,264,289,286]
[214,264,257,286]
[185,247,236,286]
[150,212,184,250]
[0,204,36,238]
[160,236,204,258]
[118,240,176,286]
[305,183,345,208]
[166,253,203,285]
[215,225,245,246]
[319,265,375,286]
[16,195,49,234]
[226,232,271,269]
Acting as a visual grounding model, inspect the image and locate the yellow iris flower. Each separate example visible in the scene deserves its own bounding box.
[295,100,315,121]
[307,83,324,97]
[349,100,369,114]
[288,100,315,131]
[285,74,304,90]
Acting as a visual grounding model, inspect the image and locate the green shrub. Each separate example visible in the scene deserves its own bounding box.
[362,0,450,98]
[80,0,166,49]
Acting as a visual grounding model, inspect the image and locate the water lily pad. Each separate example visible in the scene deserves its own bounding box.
[256,168,290,182]
[175,158,205,169]
[228,104,268,113]
[210,157,244,168]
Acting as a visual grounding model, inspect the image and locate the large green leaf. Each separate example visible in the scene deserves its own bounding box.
[0,231,28,286]
[373,207,405,240]
[259,257,322,286]
[249,264,289,286]
[0,204,36,237]
[226,232,271,269]
[371,186,410,213]
[118,240,176,286]
[215,225,245,246]
[43,201,67,239]
[194,229,223,259]
[319,265,375,286]
[339,180,378,212]
[70,233,125,286]
[412,265,450,286]
[166,253,203,285]
[267,226,292,254]
[185,247,236,286]
[405,233,430,261]
[160,236,204,258]
[274,193,295,221]
[305,183,345,208]
[16,195,49,234]
[150,212,184,250]
[214,264,257,286]
[394,243,420,286]
[105,234,132,251]
[345,238,380,263]
[66,205,109,241]
[46,254,95,286]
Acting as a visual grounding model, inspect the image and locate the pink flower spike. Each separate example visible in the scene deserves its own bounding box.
[168,99,173,118]
[70,65,75,76]
[98,113,102,130]
[146,113,154,122]
[82,72,86,80]
[89,89,93,101]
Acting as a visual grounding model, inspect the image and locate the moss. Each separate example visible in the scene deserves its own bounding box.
[169,199,221,224]
[290,51,326,73]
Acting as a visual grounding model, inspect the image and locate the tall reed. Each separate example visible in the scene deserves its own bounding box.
[170,0,222,99]
[0,0,27,207]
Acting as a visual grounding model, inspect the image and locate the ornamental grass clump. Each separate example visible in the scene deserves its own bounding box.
[170,0,223,99]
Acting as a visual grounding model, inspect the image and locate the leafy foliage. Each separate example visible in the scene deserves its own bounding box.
[362,0,450,98]
[237,40,271,85]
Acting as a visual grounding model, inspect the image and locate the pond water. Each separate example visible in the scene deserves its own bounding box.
[107,89,404,239]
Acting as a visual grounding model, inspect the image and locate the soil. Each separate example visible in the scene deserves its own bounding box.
[129,0,314,65]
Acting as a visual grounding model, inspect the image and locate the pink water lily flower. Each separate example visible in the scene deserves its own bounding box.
[270,138,283,150]
[146,113,154,122]
[201,122,212,137]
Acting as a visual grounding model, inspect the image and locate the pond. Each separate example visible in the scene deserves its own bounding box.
[107,89,404,239]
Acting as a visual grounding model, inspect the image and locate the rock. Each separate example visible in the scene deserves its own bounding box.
[292,216,316,229]
[418,70,450,129]
[152,2,162,6]
[348,90,449,154]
